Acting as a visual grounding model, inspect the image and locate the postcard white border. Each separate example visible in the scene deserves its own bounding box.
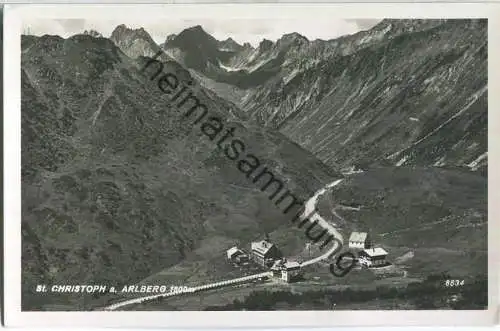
[4,2,500,327]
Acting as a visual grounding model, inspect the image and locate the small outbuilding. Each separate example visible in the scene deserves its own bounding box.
[226,246,249,264]
[348,232,371,249]
[226,246,240,260]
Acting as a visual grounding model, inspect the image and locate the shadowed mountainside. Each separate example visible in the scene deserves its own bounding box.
[21,33,338,310]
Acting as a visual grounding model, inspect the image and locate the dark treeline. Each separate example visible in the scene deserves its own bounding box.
[202,273,487,310]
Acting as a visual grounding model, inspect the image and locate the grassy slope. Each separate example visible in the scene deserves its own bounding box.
[316,166,487,277]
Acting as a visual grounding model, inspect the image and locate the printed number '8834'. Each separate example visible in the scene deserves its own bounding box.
[445,279,464,287]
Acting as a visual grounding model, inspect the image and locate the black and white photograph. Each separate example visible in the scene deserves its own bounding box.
[3,2,499,327]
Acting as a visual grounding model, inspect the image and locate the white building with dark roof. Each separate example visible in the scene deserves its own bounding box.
[358,247,388,267]
[281,261,302,282]
[348,232,371,249]
[271,259,302,282]
[251,240,281,267]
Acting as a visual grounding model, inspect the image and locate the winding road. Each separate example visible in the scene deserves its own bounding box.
[103,178,345,311]
[300,178,344,266]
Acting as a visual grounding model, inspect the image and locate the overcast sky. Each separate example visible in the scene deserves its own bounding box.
[23,18,382,46]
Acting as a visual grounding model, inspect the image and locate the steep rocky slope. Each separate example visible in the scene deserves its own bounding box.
[246,19,487,171]
[21,33,338,310]
[165,19,487,172]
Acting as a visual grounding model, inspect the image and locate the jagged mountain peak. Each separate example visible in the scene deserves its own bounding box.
[186,24,205,32]
[165,33,177,43]
[162,25,224,70]
[22,34,123,87]
[109,24,167,60]
[242,42,254,49]
[369,18,449,37]
[112,24,131,34]
[219,37,243,51]
[111,24,151,38]
[165,25,218,50]
[258,39,274,51]
[179,25,213,39]
[243,19,487,171]
[110,24,153,42]
[279,32,308,44]
[83,29,103,38]
[222,37,239,45]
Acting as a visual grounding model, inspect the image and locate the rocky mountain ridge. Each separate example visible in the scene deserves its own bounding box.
[146,19,487,172]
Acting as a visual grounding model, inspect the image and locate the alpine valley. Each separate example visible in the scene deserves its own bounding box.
[21,19,487,311]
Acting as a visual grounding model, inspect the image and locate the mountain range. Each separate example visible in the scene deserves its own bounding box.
[107,20,487,172]
[21,19,487,310]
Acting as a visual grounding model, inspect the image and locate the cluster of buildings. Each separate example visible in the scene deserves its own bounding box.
[226,231,389,284]
[348,231,389,267]
[226,238,303,283]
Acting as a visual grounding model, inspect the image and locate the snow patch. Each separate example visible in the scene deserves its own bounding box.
[423,76,438,85]
[433,156,446,167]
[247,57,274,73]
[341,166,364,175]
[341,132,355,146]
[395,155,408,167]
[91,85,113,127]
[283,67,301,85]
[357,24,392,45]
[467,152,487,170]
[218,61,243,72]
